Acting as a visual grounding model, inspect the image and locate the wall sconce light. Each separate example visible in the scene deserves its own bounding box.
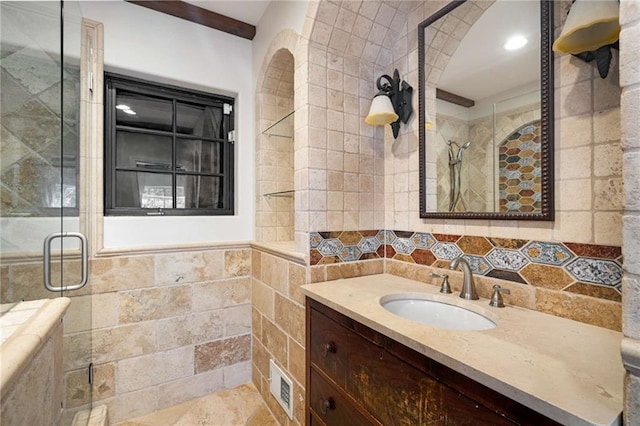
[553,0,620,78]
[365,69,413,138]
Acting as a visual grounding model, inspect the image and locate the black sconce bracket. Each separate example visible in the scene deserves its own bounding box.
[572,41,618,79]
[375,69,413,138]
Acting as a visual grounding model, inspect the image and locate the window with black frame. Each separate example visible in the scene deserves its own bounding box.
[104,73,234,216]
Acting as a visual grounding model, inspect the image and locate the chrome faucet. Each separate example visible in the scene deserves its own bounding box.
[449,256,479,300]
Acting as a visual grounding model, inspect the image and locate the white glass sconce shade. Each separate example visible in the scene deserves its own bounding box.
[553,0,619,54]
[365,95,398,125]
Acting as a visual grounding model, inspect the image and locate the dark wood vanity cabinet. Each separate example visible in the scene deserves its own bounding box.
[306,298,560,426]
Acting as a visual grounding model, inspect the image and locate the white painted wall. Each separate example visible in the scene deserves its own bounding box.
[251,0,307,89]
[80,1,254,248]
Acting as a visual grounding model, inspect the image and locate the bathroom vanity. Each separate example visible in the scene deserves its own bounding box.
[302,275,623,425]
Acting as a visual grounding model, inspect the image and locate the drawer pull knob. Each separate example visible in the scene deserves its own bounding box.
[320,397,335,415]
[323,341,337,356]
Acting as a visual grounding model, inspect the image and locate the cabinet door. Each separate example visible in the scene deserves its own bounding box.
[309,308,351,388]
[345,331,514,426]
[309,368,375,426]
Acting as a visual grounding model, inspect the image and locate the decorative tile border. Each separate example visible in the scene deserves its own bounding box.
[309,230,623,302]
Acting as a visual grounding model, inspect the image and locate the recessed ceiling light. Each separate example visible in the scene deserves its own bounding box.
[504,35,528,51]
[123,109,137,115]
[116,104,130,110]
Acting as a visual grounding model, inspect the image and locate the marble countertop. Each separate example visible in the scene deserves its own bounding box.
[301,274,623,426]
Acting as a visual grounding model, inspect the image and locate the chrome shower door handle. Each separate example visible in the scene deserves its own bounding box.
[43,232,88,292]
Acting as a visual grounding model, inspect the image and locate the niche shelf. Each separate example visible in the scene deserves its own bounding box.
[263,190,295,199]
[262,110,294,138]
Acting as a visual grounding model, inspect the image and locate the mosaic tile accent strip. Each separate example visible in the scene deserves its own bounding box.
[310,231,384,265]
[498,120,542,213]
[465,255,493,276]
[522,241,574,266]
[309,230,623,302]
[565,258,623,286]
[391,237,415,255]
[486,248,529,271]
[431,242,463,260]
[412,232,437,249]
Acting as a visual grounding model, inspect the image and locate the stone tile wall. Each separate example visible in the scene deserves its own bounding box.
[388,1,623,248]
[0,247,252,424]
[0,307,64,426]
[251,248,307,426]
[256,48,296,243]
[1,2,81,219]
[619,0,640,423]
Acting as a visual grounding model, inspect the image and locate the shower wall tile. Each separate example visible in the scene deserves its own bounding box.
[63,292,117,334]
[118,286,191,323]
[224,249,252,277]
[224,304,251,336]
[68,322,158,370]
[0,246,254,422]
[90,256,155,293]
[154,251,223,285]
[157,368,224,409]
[156,311,224,351]
[194,334,251,373]
[100,388,157,425]
[117,346,194,394]
[192,277,251,312]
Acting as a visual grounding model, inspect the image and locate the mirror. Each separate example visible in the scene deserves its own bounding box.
[418,0,554,220]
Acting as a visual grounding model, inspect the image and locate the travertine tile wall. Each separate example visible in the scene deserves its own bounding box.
[297,0,419,239]
[375,1,623,330]
[392,1,623,248]
[256,49,296,243]
[619,0,640,423]
[253,1,627,419]
[251,248,307,426]
[1,248,253,424]
[0,306,64,425]
[0,6,81,219]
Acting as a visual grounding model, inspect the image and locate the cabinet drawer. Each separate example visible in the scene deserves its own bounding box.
[309,368,375,426]
[309,307,350,387]
[345,330,515,426]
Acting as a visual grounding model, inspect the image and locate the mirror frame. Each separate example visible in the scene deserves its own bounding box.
[418,0,554,221]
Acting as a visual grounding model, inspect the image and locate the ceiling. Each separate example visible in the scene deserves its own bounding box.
[182,0,271,26]
[437,1,540,102]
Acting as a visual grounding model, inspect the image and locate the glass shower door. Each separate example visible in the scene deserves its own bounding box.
[1,1,91,423]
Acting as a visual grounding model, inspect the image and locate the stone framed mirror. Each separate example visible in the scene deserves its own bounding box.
[418,0,554,220]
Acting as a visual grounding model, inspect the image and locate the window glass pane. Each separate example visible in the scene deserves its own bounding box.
[176,139,223,174]
[116,91,173,131]
[116,171,176,208]
[116,131,173,170]
[176,175,222,209]
[176,103,223,138]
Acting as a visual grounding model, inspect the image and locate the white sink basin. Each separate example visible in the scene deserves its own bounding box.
[380,293,496,331]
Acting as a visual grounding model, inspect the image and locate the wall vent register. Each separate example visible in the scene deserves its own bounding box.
[269,359,294,419]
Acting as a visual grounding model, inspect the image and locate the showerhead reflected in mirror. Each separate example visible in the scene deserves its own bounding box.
[418,0,554,221]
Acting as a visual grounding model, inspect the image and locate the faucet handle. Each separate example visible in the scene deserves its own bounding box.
[432,273,452,294]
[489,284,511,308]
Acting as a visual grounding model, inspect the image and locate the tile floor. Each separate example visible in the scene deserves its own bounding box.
[115,383,278,426]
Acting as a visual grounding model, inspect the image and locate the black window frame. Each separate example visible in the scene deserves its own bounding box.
[104,73,235,216]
